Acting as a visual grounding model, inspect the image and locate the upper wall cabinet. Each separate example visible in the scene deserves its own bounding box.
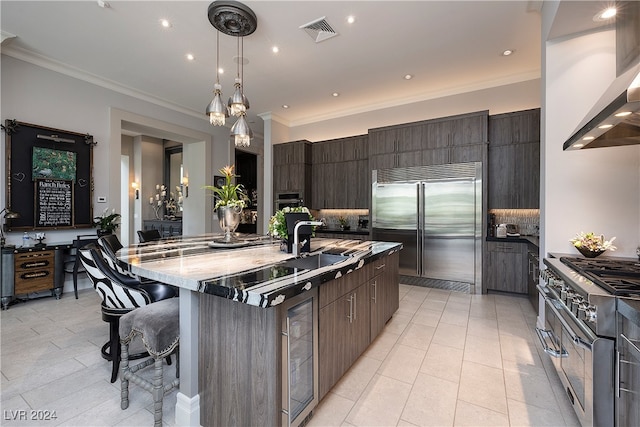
[273,140,312,202]
[368,110,488,172]
[488,108,541,209]
[311,135,369,209]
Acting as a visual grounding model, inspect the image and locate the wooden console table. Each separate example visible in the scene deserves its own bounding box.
[142,219,182,238]
[1,242,72,310]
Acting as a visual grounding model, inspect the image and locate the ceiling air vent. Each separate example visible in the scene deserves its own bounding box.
[299,16,338,43]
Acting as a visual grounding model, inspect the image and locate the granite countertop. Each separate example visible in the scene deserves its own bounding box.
[117,234,402,308]
[487,235,539,249]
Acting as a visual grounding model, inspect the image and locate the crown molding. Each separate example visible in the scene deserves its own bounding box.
[2,45,205,122]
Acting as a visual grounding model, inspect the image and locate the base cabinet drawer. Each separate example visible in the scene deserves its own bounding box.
[14,250,55,294]
[485,242,527,294]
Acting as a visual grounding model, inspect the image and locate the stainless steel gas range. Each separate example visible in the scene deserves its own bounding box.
[537,255,640,427]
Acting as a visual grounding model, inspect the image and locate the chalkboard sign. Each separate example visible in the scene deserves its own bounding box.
[35,179,73,227]
[4,120,94,230]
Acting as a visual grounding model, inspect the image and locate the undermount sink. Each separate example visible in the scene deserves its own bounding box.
[281,253,350,270]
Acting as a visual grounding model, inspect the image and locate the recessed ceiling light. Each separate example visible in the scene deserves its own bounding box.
[573,143,585,148]
[347,15,355,24]
[97,0,110,8]
[615,111,632,117]
[218,67,224,74]
[598,124,613,129]
[501,49,515,56]
[272,46,279,54]
[404,74,413,80]
[332,92,340,97]
[582,136,595,141]
[160,19,172,28]
[186,53,195,61]
[594,7,616,21]
[282,105,289,109]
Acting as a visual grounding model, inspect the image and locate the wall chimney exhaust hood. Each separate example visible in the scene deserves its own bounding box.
[563,1,640,150]
[563,66,640,150]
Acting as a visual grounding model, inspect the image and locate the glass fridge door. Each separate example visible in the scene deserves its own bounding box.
[282,289,318,427]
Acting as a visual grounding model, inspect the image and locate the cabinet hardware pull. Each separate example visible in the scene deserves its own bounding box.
[347,295,353,323]
[375,264,385,270]
[353,292,357,321]
[371,281,377,302]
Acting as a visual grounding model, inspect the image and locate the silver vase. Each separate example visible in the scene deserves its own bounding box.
[217,205,242,242]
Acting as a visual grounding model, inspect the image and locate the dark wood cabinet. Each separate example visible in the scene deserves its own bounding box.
[273,140,312,203]
[488,109,540,209]
[311,135,368,209]
[368,111,488,173]
[485,241,528,294]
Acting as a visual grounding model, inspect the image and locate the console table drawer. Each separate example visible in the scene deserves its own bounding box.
[14,250,55,294]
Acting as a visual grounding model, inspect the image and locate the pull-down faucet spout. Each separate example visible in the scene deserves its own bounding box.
[293,220,323,257]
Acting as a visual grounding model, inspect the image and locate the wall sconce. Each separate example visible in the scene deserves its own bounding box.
[182,177,189,198]
[132,182,139,199]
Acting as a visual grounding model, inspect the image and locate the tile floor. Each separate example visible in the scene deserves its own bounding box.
[1,285,580,426]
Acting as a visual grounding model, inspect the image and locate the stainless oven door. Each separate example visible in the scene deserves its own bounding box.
[537,287,614,427]
[617,298,640,427]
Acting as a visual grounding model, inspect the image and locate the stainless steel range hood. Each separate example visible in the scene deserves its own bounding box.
[563,66,640,150]
[563,1,640,150]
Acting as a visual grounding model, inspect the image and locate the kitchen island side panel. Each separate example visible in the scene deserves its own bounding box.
[199,292,282,427]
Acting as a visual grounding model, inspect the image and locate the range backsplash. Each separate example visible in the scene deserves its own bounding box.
[315,209,369,229]
[490,209,539,236]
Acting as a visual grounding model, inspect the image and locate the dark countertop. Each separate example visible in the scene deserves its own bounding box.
[487,235,539,250]
[315,227,370,236]
[117,235,402,308]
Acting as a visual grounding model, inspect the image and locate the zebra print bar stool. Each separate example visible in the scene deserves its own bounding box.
[78,244,177,383]
[120,298,180,427]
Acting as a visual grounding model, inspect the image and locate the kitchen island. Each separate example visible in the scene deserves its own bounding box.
[116,234,401,426]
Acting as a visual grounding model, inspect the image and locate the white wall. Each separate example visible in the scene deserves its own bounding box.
[287,79,541,142]
[0,55,232,249]
[543,28,640,258]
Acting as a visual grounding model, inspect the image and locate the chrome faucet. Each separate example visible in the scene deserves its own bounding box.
[293,220,323,257]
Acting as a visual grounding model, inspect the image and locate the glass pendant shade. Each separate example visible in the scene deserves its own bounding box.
[230,113,252,147]
[206,84,228,126]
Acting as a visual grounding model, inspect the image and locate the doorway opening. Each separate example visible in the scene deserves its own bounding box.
[235,149,258,234]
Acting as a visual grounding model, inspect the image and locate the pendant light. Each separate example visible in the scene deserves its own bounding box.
[207,1,257,146]
[205,30,229,126]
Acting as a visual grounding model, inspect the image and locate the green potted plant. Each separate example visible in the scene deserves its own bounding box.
[203,165,248,242]
[93,208,121,236]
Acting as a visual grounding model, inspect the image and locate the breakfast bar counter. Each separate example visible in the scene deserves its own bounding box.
[116,234,402,426]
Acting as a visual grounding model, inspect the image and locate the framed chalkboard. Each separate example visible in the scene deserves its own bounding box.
[3,120,94,231]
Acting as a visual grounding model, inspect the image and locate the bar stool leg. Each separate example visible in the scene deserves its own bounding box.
[153,357,163,427]
[120,342,130,410]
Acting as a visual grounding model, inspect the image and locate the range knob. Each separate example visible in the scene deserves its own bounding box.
[586,306,597,322]
[577,303,588,321]
[571,296,584,316]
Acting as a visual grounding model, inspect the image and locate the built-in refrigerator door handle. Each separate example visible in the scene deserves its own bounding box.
[416,182,423,277]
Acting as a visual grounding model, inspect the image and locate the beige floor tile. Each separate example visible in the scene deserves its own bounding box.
[397,298,423,317]
[397,323,435,351]
[383,312,413,335]
[420,299,446,312]
[458,360,507,414]
[507,399,569,426]
[377,344,426,384]
[453,400,510,426]
[445,300,470,313]
[331,355,381,401]
[463,334,503,369]
[503,369,561,413]
[432,322,467,350]
[419,342,463,383]
[308,392,355,427]
[466,317,500,340]
[400,373,458,427]
[363,330,400,361]
[469,303,498,320]
[500,334,544,367]
[439,309,469,328]
[345,374,412,427]
[411,308,443,328]
[425,289,451,302]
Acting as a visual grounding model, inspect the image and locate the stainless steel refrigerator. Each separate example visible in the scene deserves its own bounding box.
[372,162,482,292]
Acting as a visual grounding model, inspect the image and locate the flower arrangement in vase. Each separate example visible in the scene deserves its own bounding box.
[569,231,616,258]
[149,184,183,219]
[203,165,248,242]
